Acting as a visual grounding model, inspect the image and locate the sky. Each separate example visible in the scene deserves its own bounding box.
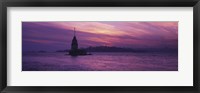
[22,22,178,52]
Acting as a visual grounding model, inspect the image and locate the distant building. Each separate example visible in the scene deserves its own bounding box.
[69,28,89,56]
[71,29,78,51]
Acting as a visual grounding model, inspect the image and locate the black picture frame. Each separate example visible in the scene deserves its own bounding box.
[0,0,199,93]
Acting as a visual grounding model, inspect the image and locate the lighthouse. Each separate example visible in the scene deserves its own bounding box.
[71,28,78,51]
[69,27,89,56]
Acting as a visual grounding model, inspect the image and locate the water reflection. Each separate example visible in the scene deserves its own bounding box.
[22,52,178,71]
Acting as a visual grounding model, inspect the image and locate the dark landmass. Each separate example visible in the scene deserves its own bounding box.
[55,46,178,53]
[56,50,69,52]
[84,46,136,52]
[23,46,177,53]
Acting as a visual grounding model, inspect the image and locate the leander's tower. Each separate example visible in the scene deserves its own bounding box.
[71,27,78,51]
[69,27,89,56]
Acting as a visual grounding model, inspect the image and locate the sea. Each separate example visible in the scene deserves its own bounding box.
[22,52,178,71]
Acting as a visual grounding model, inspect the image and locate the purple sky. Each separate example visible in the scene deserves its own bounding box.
[22,22,178,52]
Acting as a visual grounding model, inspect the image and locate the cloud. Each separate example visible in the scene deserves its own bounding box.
[22,21,178,51]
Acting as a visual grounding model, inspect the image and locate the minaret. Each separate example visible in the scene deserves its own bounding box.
[71,27,78,50]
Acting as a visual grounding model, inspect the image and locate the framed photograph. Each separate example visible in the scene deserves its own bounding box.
[0,0,199,93]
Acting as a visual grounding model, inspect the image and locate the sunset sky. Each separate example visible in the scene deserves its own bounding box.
[22,22,178,52]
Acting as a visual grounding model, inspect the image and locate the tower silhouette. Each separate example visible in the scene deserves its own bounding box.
[71,27,78,51]
[69,27,90,56]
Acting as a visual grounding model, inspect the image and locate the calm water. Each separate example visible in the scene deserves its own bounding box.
[22,52,178,71]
